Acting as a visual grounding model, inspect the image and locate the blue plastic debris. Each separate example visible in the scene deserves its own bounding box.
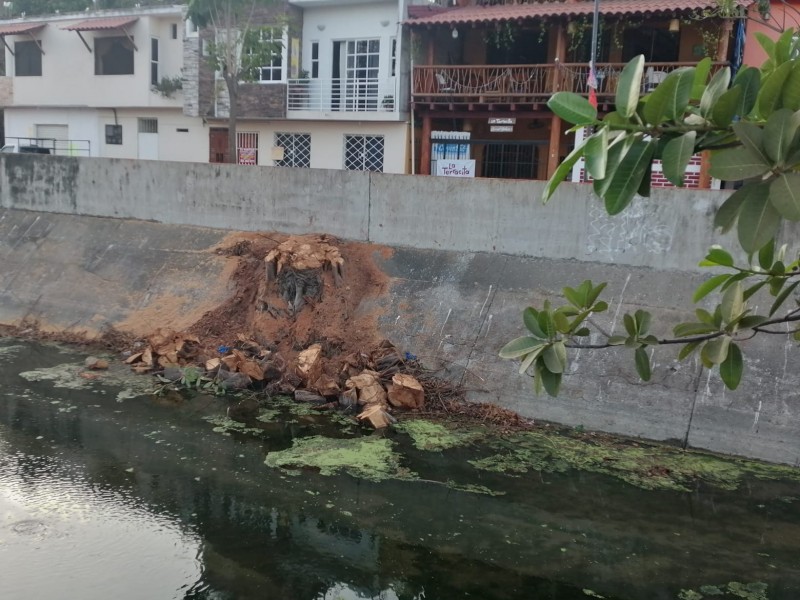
[218,345,231,354]
[404,351,417,361]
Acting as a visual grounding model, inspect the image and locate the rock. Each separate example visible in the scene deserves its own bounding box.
[387,374,425,410]
[296,344,323,384]
[345,370,386,405]
[294,389,326,404]
[313,374,340,397]
[217,371,251,390]
[260,358,284,383]
[227,397,259,423]
[161,366,183,381]
[357,403,396,429]
[84,356,109,370]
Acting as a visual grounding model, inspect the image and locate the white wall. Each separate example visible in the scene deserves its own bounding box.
[4,8,184,109]
[233,119,407,172]
[4,108,100,155]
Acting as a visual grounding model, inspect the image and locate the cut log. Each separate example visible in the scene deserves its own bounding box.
[357,403,396,429]
[313,374,340,397]
[345,370,387,405]
[387,373,425,409]
[296,344,323,384]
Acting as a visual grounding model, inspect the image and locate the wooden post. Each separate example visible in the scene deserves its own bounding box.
[427,34,435,66]
[717,20,733,62]
[547,23,567,178]
[420,115,432,175]
[698,150,712,189]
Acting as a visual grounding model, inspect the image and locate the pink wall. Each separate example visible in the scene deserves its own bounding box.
[743,0,800,67]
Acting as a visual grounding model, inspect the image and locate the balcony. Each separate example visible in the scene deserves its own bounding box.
[413,62,727,109]
[286,78,400,121]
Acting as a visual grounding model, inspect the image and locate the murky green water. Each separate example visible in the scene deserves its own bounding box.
[1,340,799,600]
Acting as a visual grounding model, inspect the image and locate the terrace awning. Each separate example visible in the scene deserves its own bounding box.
[0,22,46,55]
[63,16,138,52]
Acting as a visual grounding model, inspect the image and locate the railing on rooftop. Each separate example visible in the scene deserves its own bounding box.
[413,62,728,103]
[287,78,397,113]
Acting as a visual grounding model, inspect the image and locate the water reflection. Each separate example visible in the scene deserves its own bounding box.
[1,340,799,600]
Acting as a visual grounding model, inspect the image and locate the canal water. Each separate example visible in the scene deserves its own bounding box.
[1,339,799,600]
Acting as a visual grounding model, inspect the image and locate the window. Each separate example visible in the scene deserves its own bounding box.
[14,40,42,77]
[138,118,158,134]
[105,124,123,145]
[95,36,134,75]
[311,41,319,79]
[237,131,258,165]
[244,27,285,82]
[345,39,380,110]
[391,38,396,77]
[344,135,383,172]
[171,23,178,40]
[274,133,310,168]
[151,38,159,86]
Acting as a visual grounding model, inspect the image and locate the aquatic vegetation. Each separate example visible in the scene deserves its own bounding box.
[678,582,768,600]
[394,419,484,452]
[265,435,412,482]
[470,431,800,493]
[203,415,264,436]
[20,363,95,390]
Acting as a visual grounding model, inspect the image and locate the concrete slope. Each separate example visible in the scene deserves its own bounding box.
[0,207,798,466]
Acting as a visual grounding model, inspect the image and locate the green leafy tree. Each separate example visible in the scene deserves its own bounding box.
[187,0,280,163]
[502,29,800,396]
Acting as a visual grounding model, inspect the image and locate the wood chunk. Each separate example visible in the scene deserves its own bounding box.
[387,373,425,410]
[296,344,323,384]
[345,370,387,405]
[357,403,396,429]
[313,374,340,397]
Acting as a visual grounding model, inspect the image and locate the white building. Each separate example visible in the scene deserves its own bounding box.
[0,0,410,172]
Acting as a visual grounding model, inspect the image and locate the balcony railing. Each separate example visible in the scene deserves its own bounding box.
[287,78,397,113]
[413,62,727,104]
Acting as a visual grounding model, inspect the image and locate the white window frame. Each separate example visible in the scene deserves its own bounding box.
[250,26,288,83]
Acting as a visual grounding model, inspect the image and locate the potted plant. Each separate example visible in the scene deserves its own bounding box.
[381,94,394,111]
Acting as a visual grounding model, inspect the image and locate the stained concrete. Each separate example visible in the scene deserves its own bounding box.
[1,155,799,465]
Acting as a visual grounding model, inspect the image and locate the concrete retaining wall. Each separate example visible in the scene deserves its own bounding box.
[1,155,798,466]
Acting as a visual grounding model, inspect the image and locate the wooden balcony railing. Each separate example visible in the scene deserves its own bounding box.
[413,62,727,105]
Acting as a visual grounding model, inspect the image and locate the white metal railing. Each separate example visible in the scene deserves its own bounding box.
[287,78,397,113]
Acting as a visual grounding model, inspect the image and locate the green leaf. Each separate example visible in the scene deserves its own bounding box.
[743,281,767,301]
[547,91,599,125]
[700,67,731,117]
[539,310,557,339]
[737,314,768,329]
[616,55,645,118]
[574,327,591,337]
[755,31,776,57]
[635,310,652,335]
[542,341,567,374]
[692,274,731,303]
[770,173,800,221]
[523,307,546,338]
[592,300,609,312]
[608,335,627,345]
[701,247,734,267]
[539,365,562,397]
[553,311,570,333]
[542,142,585,203]
[711,86,743,128]
[781,62,800,111]
[518,345,547,375]
[719,343,743,390]
[732,121,772,167]
[643,67,694,124]
[499,336,546,359]
[634,347,652,382]
[708,146,772,181]
[758,61,792,118]
[763,108,800,165]
[701,336,730,365]
[695,308,716,325]
[720,281,745,324]
[673,322,719,337]
[733,66,761,115]
[691,57,712,101]
[563,286,584,308]
[662,131,697,187]
[585,127,609,180]
[769,280,800,316]
[737,183,782,254]
[603,139,656,215]
[758,238,775,271]
[623,313,637,337]
[593,136,633,197]
[713,183,750,233]
[586,281,607,306]
[775,28,795,64]
[678,340,702,360]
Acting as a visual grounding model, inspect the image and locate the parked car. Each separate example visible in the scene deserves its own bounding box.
[1,144,52,154]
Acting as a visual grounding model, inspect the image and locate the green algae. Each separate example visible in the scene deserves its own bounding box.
[678,582,768,600]
[203,415,265,436]
[470,431,800,493]
[265,435,413,482]
[395,419,484,452]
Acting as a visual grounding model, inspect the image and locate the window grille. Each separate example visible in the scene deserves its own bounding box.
[138,118,158,134]
[344,135,384,172]
[274,133,311,168]
[237,131,259,165]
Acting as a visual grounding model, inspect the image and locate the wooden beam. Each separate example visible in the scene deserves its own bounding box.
[547,115,562,179]
[420,115,432,175]
[120,26,138,52]
[76,31,92,53]
[698,150,712,189]
[26,32,44,55]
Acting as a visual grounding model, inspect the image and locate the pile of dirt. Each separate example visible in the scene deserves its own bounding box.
[1,232,532,431]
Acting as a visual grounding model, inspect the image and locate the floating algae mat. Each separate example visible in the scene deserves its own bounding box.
[394,418,484,451]
[471,430,800,492]
[265,435,411,481]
